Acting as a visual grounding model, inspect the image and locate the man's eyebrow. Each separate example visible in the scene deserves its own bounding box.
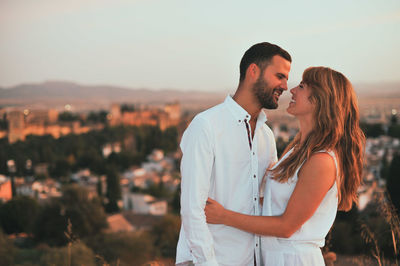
[277,72,288,80]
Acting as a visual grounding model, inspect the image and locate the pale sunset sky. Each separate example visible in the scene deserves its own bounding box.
[1,0,399,91]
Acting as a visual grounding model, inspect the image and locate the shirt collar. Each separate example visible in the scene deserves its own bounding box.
[257,109,268,125]
[224,95,250,124]
[224,95,268,125]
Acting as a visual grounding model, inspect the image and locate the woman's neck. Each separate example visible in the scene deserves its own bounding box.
[298,116,314,144]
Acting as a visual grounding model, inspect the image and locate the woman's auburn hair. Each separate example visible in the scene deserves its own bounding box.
[270,66,365,211]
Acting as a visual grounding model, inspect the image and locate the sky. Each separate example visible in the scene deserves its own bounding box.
[1,0,399,91]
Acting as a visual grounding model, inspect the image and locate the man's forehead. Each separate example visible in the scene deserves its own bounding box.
[268,56,291,72]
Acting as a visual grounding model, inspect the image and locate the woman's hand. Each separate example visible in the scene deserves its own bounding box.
[205,197,227,224]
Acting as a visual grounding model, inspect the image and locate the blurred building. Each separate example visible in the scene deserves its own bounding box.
[122,193,167,215]
[0,175,12,202]
[8,110,25,143]
[25,109,59,124]
[109,102,181,130]
[122,212,164,231]
[3,108,96,143]
[106,213,135,233]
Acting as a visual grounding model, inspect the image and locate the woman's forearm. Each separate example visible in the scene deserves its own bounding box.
[223,209,297,238]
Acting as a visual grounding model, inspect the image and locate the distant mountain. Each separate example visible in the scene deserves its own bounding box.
[0,81,228,111]
[353,82,400,98]
[0,81,228,101]
[0,80,398,111]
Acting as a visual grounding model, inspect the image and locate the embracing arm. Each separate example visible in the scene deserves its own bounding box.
[205,153,336,238]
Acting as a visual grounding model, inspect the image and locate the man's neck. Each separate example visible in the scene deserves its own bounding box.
[232,87,262,120]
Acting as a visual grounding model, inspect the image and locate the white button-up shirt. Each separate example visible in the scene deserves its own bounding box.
[176,96,277,266]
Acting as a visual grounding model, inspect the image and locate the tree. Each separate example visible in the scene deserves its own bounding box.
[150,214,181,258]
[160,127,178,152]
[388,124,400,139]
[0,118,8,130]
[61,185,108,238]
[39,242,96,266]
[380,150,390,180]
[105,167,121,213]
[171,185,181,214]
[33,201,69,246]
[87,110,108,124]
[86,232,154,266]
[120,104,135,112]
[360,122,385,138]
[34,185,108,246]
[58,111,80,122]
[0,230,15,266]
[49,158,72,180]
[0,196,40,235]
[387,153,400,215]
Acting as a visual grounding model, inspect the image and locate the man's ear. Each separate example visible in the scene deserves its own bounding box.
[246,63,260,82]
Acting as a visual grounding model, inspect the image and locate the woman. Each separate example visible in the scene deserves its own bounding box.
[205,67,365,265]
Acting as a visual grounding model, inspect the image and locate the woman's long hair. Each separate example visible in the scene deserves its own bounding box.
[270,67,365,211]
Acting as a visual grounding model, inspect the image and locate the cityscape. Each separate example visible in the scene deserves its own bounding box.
[1,0,399,265]
[0,81,399,265]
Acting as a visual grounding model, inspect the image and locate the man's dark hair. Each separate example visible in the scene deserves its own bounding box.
[239,42,291,82]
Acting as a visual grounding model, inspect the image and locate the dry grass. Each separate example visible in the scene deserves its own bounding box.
[358,191,400,266]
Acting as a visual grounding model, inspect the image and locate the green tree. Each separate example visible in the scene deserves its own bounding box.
[360,122,385,138]
[171,185,181,214]
[388,124,400,139]
[120,104,135,112]
[160,126,178,152]
[0,118,8,130]
[58,111,80,122]
[14,248,43,266]
[105,167,121,213]
[380,151,390,180]
[34,185,108,246]
[0,196,40,235]
[39,242,96,266]
[62,185,108,238]
[150,214,181,258]
[49,158,72,180]
[330,206,365,254]
[0,230,15,266]
[87,110,108,124]
[33,201,68,246]
[86,232,154,266]
[387,153,400,215]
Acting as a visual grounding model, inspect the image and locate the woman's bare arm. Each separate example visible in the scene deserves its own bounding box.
[205,153,336,238]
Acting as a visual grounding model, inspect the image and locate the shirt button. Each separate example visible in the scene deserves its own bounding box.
[253,175,256,178]
[256,243,258,247]
[238,120,241,123]
[254,197,257,201]
[253,152,255,155]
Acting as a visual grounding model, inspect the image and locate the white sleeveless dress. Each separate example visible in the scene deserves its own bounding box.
[260,148,339,266]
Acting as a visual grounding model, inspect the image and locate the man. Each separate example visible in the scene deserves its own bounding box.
[176,42,292,266]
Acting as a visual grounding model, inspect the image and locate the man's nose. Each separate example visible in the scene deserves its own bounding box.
[282,79,288,90]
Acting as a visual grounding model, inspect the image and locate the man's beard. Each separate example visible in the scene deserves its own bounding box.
[252,75,279,109]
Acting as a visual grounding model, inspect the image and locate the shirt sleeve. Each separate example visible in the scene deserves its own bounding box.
[180,115,218,266]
